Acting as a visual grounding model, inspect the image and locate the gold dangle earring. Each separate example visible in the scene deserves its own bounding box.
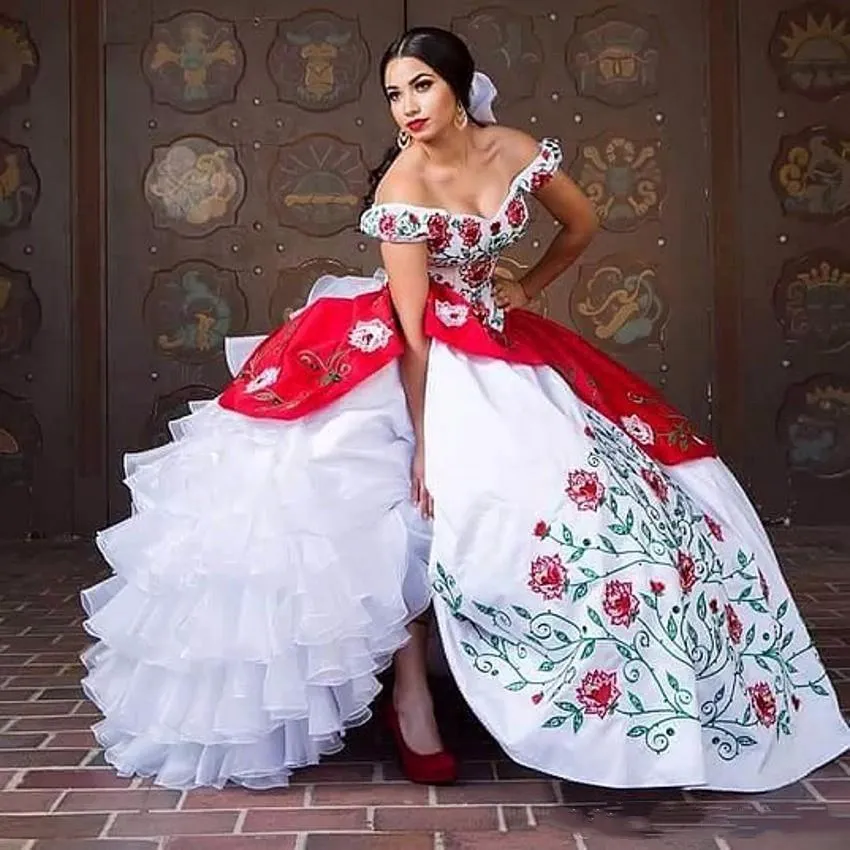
[397,129,410,150]
[454,102,468,130]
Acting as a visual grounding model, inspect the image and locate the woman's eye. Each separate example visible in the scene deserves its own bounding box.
[387,91,399,102]
[415,80,432,92]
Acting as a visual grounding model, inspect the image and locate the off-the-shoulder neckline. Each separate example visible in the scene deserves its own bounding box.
[363,137,559,225]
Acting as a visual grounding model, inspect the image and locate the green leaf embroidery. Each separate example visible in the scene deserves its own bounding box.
[629,692,645,712]
[666,615,678,641]
[581,640,596,660]
[573,583,589,602]
[543,715,569,729]
[598,536,616,554]
[506,681,527,692]
[627,726,648,738]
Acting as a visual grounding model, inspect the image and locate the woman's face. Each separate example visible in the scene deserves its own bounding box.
[384,56,459,143]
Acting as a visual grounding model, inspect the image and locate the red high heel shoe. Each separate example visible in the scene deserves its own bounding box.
[382,699,458,785]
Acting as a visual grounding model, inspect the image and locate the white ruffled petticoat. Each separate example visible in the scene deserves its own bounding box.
[81,272,850,791]
[82,276,430,788]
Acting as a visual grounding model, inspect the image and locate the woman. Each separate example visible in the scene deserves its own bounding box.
[81,27,849,792]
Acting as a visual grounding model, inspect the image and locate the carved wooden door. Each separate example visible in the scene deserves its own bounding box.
[737,0,850,523]
[0,4,72,538]
[104,1,404,518]
[406,0,716,435]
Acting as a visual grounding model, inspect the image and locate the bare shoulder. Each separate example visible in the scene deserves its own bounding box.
[374,150,430,206]
[482,125,542,171]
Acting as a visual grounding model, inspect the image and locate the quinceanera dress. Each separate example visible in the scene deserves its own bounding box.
[81,138,850,791]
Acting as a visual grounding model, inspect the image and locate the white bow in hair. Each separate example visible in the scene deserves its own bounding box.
[468,71,498,124]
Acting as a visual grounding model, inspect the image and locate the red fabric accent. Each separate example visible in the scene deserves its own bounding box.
[424,284,716,465]
[218,289,402,420]
[219,283,715,465]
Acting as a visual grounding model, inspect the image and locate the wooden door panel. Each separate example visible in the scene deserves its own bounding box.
[104,1,404,519]
[737,0,850,522]
[0,4,72,538]
[405,0,715,433]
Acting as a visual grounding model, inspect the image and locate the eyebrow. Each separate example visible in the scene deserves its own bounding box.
[385,72,433,92]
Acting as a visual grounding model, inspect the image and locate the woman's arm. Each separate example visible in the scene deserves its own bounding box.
[491,130,598,310]
[518,172,598,300]
[380,238,433,517]
[381,239,430,441]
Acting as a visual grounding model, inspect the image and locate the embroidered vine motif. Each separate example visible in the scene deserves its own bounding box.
[433,407,830,759]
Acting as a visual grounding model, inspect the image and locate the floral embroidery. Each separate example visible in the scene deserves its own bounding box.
[748,683,777,727]
[348,319,393,353]
[677,551,697,594]
[427,213,451,252]
[435,300,470,328]
[705,514,724,541]
[565,469,605,511]
[459,258,494,289]
[621,414,655,445]
[533,520,550,539]
[458,217,481,247]
[357,139,562,339]
[505,196,525,228]
[725,604,743,644]
[378,212,397,241]
[759,569,770,602]
[576,670,621,718]
[641,467,668,503]
[603,580,639,627]
[245,366,280,394]
[433,408,832,764]
[528,554,568,601]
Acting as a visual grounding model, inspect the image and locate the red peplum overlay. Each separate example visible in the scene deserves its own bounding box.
[219,282,715,466]
[218,288,402,420]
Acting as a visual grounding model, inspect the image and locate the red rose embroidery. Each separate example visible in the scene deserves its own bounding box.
[427,213,451,252]
[531,692,544,705]
[677,551,697,594]
[565,470,606,512]
[460,258,493,289]
[641,467,669,503]
[530,170,552,193]
[378,213,397,240]
[725,604,743,644]
[528,554,568,601]
[709,598,719,614]
[650,580,665,596]
[758,569,770,602]
[576,670,621,718]
[705,515,724,541]
[458,217,482,247]
[505,196,525,228]
[748,682,777,727]
[603,580,639,627]
[533,520,550,539]
[490,220,502,235]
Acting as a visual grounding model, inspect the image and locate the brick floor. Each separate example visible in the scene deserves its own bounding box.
[0,530,849,848]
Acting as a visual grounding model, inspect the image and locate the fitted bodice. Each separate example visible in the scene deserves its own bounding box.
[359,138,563,333]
